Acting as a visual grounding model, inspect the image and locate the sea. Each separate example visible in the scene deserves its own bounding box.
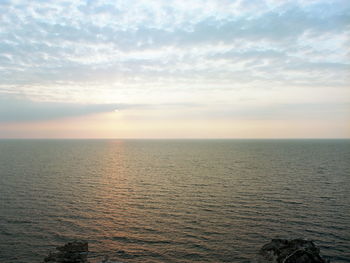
[0,139,349,263]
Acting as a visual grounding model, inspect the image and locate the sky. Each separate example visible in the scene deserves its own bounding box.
[0,0,349,138]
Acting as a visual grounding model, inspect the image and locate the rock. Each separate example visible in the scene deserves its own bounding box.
[43,241,89,263]
[45,239,331,263]
[257,239,329,263]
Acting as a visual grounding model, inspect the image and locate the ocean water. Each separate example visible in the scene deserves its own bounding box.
[0,139,349,263]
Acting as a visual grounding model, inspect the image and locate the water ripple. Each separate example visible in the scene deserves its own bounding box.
[0,139,349,262]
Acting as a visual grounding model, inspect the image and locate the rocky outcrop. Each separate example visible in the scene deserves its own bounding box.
[257,239,329,263]
[43,241,89,263]
[44,238,330,263]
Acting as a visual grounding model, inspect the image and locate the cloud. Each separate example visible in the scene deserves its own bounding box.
[0,0,349,124]
[0,94,205,123]
[0,96,120,122]
[122,101,350,122]
[217,102,350,121]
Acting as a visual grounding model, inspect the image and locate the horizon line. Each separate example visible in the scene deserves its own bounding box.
[0,138,349,140]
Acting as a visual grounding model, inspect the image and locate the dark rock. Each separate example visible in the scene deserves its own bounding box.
[257,239,329,263]
[45,239,331,263]
[43,241,89,263]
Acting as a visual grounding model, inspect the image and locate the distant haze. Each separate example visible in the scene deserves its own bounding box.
[0,0,349,138]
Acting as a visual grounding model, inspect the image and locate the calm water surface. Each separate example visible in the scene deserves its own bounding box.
[0,139,349,262]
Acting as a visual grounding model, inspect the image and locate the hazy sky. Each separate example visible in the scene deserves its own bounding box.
[0,0,349,138]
